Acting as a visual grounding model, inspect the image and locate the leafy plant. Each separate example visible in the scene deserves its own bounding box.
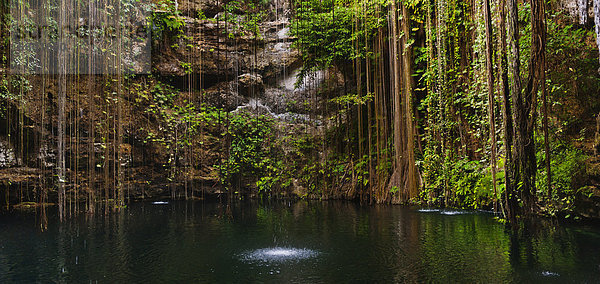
[215,112,282,193]
[151,0,186,41]
[290,0,386,81]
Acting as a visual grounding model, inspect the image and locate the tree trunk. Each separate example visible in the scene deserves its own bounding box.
[498,0,514,219]
[484,0,498,212]
[523,0,546,209]
[507,0,529,220]
[530,0,550,197]
[401,1,419,199]
[390,0,405,200]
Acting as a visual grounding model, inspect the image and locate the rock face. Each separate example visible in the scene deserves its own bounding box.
[179,0,226,18]
[0,0,322,203]
[237,73,264,96]
[534,0,600,70]
[203,81,248,111]
[559,0,595,26]
[0,138,16,168]
[558,0,587,23]
[152,0,339,122]
[153,0,299,84]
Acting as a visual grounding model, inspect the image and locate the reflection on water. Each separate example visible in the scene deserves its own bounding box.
[0,200,600,282]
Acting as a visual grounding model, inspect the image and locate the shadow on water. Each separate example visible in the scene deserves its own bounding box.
[1,200,600,282]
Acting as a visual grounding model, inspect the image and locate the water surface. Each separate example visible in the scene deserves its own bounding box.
[1,200,600,282]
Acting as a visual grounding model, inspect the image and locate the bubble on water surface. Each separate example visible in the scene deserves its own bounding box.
[240,247,319,263]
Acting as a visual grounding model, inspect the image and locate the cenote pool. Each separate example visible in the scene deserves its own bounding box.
[1,200,600,282]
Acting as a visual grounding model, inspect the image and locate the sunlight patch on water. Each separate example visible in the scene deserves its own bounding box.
[240,247,318,263]
[152,201,168,205]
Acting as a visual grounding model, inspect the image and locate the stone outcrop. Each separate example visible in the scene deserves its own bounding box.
[153,0,299,85]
